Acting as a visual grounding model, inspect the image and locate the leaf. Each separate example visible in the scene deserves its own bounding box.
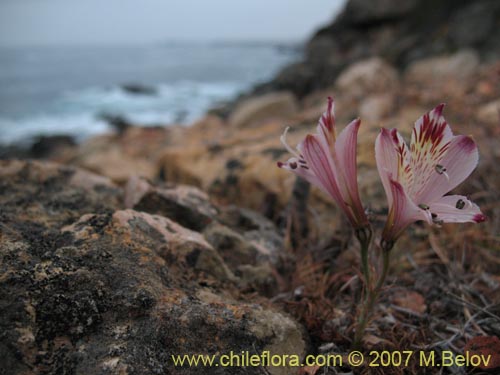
[464,336,500,370]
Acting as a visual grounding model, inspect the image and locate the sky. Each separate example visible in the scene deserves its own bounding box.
[0,0,346,47]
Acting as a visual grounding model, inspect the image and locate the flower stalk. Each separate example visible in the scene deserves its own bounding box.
[352,245,391,349]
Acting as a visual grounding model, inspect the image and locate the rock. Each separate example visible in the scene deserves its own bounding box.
[76,145,158,182]
[203,222,280,295]
[262,62,318,98]
[217,205,280,233]
[0,160,122,224]
[404,49,480,83]
[476,99,500,125]
[255,0,500,99]
[203,204,291,296]
[359,94,395,122]
[335,58,399,98]
[203,222,260,268]
[30,135,76,159]
[125,176,218,231]
[158,119,300,212]
[121,83,157,96]
[0,136,77,161]
[0,160,307,375]
[97,113,134,134]
[449,1,498,47]
[344,0,417,24]
[113,209,235,282]
[229,92,298,128]
[70,126,171,183]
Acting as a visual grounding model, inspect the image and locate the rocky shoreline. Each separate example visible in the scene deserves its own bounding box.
[1,1,500,374]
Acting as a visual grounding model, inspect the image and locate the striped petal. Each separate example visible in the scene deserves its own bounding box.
[277,156,323,191]
[382,179,430,242]
[409,104,453,199]
[429,195,486,224]
[416,135,479,204]
[317,96,336,140]
[375,128,412,207]
[301,134,355,225]
[335,118,366,220]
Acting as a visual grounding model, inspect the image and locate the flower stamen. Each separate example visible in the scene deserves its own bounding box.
[435,164,449,181]
[456,199,465,209]
[280,127,300,158]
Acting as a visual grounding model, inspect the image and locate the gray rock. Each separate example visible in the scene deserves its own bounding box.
[449,0,498,47]
[335,57,399,98]
[0,160,307,375]
[125,176,218,231]
[228,92,298,128]
[343,0,417,24]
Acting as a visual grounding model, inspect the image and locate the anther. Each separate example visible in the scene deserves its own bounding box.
[418,203,430,210]
[456,199,465,209]
[289,162,298,170]
[435,164,447,174]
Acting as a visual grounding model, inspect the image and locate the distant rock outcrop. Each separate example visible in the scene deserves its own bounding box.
[255,0,500,98]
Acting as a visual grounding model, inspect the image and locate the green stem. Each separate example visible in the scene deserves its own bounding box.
[360,239,370,294]
[356,226,372,294]
[352,247,391,350]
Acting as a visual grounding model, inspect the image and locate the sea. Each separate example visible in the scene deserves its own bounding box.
[0,42,299,145]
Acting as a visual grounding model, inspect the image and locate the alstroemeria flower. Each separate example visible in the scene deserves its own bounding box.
[278,97,369,229]
[375,104,486,245]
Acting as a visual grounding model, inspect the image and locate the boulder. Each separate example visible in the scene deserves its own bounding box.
[476,99,500,125]
[229,92,298,128]
[121,83,157,96]
[404,49,480,83]
[70,126,171,183]
[0,159,122,225]
[202,218,287,296]
[124,176,218,231]
[0,160,307,375]
[359,93,395,122]
[73,142,158,183]
[335,57,399,99]
[343,0,417,24]
[30,135,77,159]
[449,1,498,47]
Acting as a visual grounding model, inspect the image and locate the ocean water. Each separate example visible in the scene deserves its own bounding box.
[0,42,298,144]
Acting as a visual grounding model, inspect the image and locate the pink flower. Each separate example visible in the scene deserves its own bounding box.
[375,104,486,246]
[278,97,368,229]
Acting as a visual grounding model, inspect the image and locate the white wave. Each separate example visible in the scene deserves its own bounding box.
[0,113,110,144]
[0,80,244,144]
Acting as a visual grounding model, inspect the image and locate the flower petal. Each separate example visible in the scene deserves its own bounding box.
[301,134,356,225]
[416,135,479,204]
[375,128,412,206]
[382,179,430,242]
[316,97,337,155]
[278,156,324,192]
[318,96,335,132]
[409,104,454,199]
[335,118,366,218]
[429,195,486,223]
